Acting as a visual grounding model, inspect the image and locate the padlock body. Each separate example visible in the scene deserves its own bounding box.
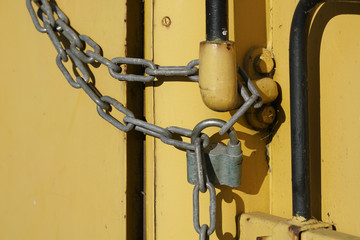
[186,142,242,188]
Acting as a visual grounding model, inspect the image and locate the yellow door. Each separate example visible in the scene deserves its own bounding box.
[2,0,360,239]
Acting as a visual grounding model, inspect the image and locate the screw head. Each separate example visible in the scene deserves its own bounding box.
[162,16,171,27]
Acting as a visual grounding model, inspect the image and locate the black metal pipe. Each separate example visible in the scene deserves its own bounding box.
[206,0,228,41]
[289,0,322,219]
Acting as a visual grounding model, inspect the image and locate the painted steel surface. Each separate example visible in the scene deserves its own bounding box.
[145,0,271,239]
[0,1,128,239]
[146,0,360,238]
[1,0,360,239]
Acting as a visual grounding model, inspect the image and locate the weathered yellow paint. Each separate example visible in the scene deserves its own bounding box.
[144,0,155,239]
[0,1,127,239]
[251,78,278,104]
[146,0,270,239]
[244,48,274,79]
[302,228,360,240]
[240,212,360,240]
[255,49,275,74]
[269,0,298,219]
[271,0,360,235]
[315,2,360,235]
[146,0,360,239]
[199,41,241,111]
[1,0,360,239]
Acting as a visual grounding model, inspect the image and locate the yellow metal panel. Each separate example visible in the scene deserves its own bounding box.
[146,0,360,238]
[0,1,127,239]
[270,1,360,234]
[316,2,360,236]
[269,0,298,218]
[144,1,155,239]
[145,0,270,239]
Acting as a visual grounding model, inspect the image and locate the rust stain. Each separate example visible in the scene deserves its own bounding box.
[288,225,301,238]
[226,43,231,50]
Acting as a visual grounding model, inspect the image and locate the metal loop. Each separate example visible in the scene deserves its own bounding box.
[247,80,263,109]
[187,59,199,69]
[44,21,68,61]
[44,1,69,29]
[132,125,191,152]
[56,50,90,88]
[123,117,172,139]
[70,35,100,63]
[143,127,209,151]
[144,59,199,77]
[50,2,69,25]
[219,94,258,135]
[77,77,109,110]
[239,83,250,101]
[238,66,262,108]
[85,51,121,72]
[193,183,216,235]
[130,125,191,153]
[33,1,69,32]
[55,19,84,49]
[167,126,193,137]
[109,57,155,82]
[191,119,239,146]
[97,96,135,132]
[26,0,47,33]
[187,59,199,82]
[195,138,206,193]
[145,66,198,76]
[199,225,208,240]
[56,54,80,88]
[159,136,195,151]
[121,122,201,151]
[38,0,55,27]
[188,75,199,82]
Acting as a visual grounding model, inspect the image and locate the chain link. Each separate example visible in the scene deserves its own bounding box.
[26,0,265,238]
[193,182,217,239]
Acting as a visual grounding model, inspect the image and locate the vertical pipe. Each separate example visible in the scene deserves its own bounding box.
[289,0,321,219]
[206,0,228,41]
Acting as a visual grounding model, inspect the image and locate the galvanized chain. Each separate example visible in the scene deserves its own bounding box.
[26,0,263,238]
[190,119,239,239]
[192,137,216,240]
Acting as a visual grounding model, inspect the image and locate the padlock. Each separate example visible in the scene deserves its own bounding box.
[186,119,242,188]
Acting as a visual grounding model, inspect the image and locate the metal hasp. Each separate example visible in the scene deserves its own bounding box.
[186,119,242,188]
[199,0,241,111]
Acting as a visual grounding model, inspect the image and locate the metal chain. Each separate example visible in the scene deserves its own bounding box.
[26,0,263,238]
[193,137,216,240]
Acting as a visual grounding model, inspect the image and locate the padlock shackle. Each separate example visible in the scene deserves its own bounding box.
[191,119,239,146]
